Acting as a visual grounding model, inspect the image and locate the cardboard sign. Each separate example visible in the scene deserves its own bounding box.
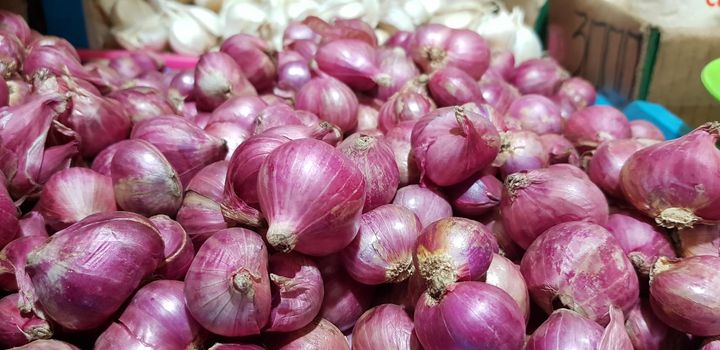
[548,0,720,126]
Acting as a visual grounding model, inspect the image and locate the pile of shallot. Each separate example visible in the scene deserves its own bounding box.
[0,9,718,350]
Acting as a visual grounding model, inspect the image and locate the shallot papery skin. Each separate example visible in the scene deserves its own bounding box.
[341,204,422,285]
[505,94,564,135]
[520,221,639,325]
[131,115,228,186]
[564,105,631,149]
[625,299,690,350]
[264,318,350,350]
[258,138,365,256]
[193,51,257,112]
[207,95,268,134]
[107,86,175,123]
[184,228,271,337]
[205,121,250,160]
[338,134,399,212]
[553,77,596,112]
[0,293,51,348]
[315,39,388,91]
[385,122,421,186]
[478,78,520,115]
[318,255,376,332]
[95,280,206,349]
[604,211,676,276]
[501,164,608,249]
[414,281,525,350]
[266,253,324,333]
[376,47,420,101]
[377,90,434,133]
[0,236,46,293]
[6,80,32,106]
[220,34,277,92]
[677,224,720,257]
[630,120,665,141]
[0,94,78,199]
[494,130,550,177]
[352,304,420,350]
[649,256,720,336]
[428,66,485,107]
[411,106,500,187]
[110,139,183,217]
[446,172,502,217]
[415,217,497,298]
[588,138,656,197]
[0,179,19,249]
[485,254,530,322]
[149,215,194,280]
[620,122,720,228]
[392,185,452,228]
[0,10,31,44]
[25,212,164,331]
[525,309,604,350]
[36,168,115,230]
[409,24,490,80]
[17,212,48,238]
[540,133,580,166]
[510,57,568,96]
[295,76,359,133]
[176,160,229,246]
[599,305,634,350]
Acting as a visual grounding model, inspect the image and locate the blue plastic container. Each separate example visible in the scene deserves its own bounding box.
[595,94,691,139]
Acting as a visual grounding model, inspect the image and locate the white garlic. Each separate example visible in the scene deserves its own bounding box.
[113,13,169,52]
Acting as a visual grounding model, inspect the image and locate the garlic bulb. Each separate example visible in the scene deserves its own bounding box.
[509,9,542,64]
[168,12,218,55]
[113,13,169,52]
[110,0,156,28]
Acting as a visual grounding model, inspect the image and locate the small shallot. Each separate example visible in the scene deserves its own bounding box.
[94,280,205,349]
[501,164,608,249]
[414,281,525,350]
[415,217,497,298]
[564,105,631,149]
[352,304,420,350]
[259,139,365,256]
[36,168,115,230]
[446,172,502,217]
[184,228,271,337]
[411,106,500,186]
[341,205,422,285]
[649,256,720,336]
[149,215,194,280]
[266,253,324,332]
[295,76,358,133]
[194,52,257,111]
[525,309,603,350]
[604,211,676,276]
[392,185,452,228]
[620,122,720,228]
[587,138,653,197]
[110,139,183,217]
[494,130,549,177]
[338,134,399,211]
[131,115,227,185]
[520,221,639,325]
[26,212,164,331]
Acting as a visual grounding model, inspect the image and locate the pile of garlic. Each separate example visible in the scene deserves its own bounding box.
[99,0,543,62]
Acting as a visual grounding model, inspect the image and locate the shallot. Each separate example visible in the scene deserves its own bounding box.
[620,122,720,228]
[259,139,365,256]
